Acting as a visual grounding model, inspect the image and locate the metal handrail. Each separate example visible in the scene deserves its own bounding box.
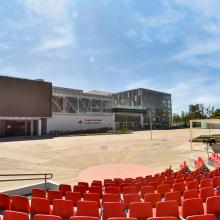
[0,173,53,191]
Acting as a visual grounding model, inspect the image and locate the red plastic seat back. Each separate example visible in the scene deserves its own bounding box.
[47,191,62,204]
[144,193,161,208]
[52,199,74,219]
[122,187,137,194]
[34,214,62,220]
[156,200,179,218]
[89,186,102,198]
[183,189,199,200]
[129,202,153,220]
[105,187,120,195]
[70,217,98,220]
[157,184,171,196]
[73,185,87,196]
[182,198,204,218]
[11,195,30,213]
[200,178,212,188]
[123,193,141,208]
[83,193,100,206]
[206,196,220,216]
[187,180,199,190]
[78,182,89,191]
[140,186,154,198]
[59,184,72,196]
[148,217,177,220]
[102,202,126,220]
[102,193,120,204]
[32,188,46,198]
[186,214,217,220]
[173,182,186,195]
[200,187,214,202]
[31,197,50,215]
[164,191,181,205]
[0,193,10,210]
[212,176,220,188]
[108,218,136,220]
[65,191,81,206]
[76,201,99,217]
[3,210,29,220]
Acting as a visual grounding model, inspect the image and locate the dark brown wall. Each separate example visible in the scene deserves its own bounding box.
[0,76,52,117]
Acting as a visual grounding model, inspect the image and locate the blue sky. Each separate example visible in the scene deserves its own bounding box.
[0,0,220,113]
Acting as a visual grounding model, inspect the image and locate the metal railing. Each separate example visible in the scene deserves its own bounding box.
[0,173,53,191]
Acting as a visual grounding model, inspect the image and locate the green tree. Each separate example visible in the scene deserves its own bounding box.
[212,109,220,118]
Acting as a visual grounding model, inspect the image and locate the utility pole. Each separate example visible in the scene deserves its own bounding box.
[149,109,153,140]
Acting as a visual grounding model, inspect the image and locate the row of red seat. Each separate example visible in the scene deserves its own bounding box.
[1,211,217,220]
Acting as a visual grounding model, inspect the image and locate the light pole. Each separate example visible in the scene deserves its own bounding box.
[149,109,153,140]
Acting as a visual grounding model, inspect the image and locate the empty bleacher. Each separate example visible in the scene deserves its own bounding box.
[1,157,220,220]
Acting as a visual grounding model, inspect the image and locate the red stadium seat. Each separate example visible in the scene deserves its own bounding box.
[47,191,62,204]
[187,180,199,190]
[182,198,204,218]
[11,195,30,213]
[34,214,62,220]
[0,193,10,211]
[105,187,120,195]
[102,193,120,204]
[206,196,220,216]
[164,191,181,206]
[120,183,132,192]
[200,187,214,202]
[108,218,137,220]
[173,182,186,195]
[70,217,98,220]
[78,182,89,191]
[123,193,141,208]
[200,178,212,188]
[59,184,72,196]
[129,202,153,220]
[65,191,81,206]
[183,189,199,200]
[31,197,50,215]
[83,193,100,206]
[162,180,173,188]
[144,193,161,208]
[186,214,217,220]
[156,200,179,218]
[89,186,102,198]
[157,184,171,196]
[3,210,29,220]
[102,202,126,220]
[148,217,177,220]
[122,187,137,194]
[140,186,154,198]
[212,176,220,188]
[32,188,46,198]
[52,199,74,219]
[76,201,99,217]
[73,185,87,196]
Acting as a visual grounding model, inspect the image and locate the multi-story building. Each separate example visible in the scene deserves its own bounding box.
[0,75,172,137]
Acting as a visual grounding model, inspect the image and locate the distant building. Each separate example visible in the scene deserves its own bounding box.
[0,75,172,137]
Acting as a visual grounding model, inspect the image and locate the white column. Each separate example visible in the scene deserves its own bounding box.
[112,113,116,132]
[30,120,34,136]
[38,119,42,136]
[140,113,144,128]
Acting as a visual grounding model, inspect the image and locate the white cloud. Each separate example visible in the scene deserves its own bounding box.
[125,80,151,90]
[173,39,220,60]
[0,42,11,49]
[23,0,67,20]
[89,56,95,63]
[33,24,74,52]
[21,0,75,53]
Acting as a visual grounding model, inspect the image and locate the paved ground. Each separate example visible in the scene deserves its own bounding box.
[0,128,218,191]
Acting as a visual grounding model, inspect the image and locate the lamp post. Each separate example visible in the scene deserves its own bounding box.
[149,109,153,140]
